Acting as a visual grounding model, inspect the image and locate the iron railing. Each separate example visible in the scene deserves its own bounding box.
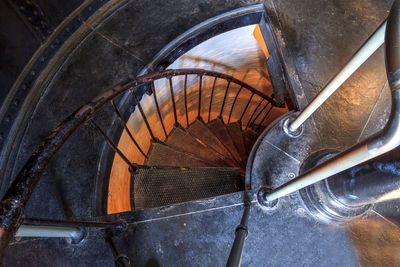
[0,68,278,258]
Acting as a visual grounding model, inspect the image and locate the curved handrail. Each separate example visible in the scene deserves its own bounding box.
[0,68,276,258]
[264,0,400,202]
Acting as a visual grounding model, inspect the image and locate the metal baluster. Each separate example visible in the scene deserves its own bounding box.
[219,80,231,122]
[168,77,179,126]
[91,120,135,170]
[248,102,270,130]
[132,92,156,141]
[106,232,131,267]
[238,93,254,123]
[245,99,264,130]
[128,163,136,211]
[228,86,243,123]
[198,75,203,120]
[208,77,217,123]
[111,101,148,159]
[184,74,189,127]
[150,82,168,139]
[255,104,273,132]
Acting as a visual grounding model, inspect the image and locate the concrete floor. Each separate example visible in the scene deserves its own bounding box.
[1,0,398,266]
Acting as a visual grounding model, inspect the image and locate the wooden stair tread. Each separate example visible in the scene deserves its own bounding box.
[146,142,219,167]
[166,126,235,167]
[187,119,236,164]
[206,118,243,167]
[242,130,257,156]
[226,122,248,164]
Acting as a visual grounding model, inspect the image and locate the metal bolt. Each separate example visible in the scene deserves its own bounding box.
[257,186,278,209]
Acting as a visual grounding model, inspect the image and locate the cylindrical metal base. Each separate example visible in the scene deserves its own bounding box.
[298,150,371,223]
[328,160,400,206]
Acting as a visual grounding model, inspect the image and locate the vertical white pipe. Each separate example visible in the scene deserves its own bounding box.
[289,21,387,132]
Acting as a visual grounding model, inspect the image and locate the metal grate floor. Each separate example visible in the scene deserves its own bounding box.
[132,166,243,209]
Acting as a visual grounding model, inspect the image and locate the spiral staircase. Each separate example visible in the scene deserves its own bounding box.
[1,1,400,266]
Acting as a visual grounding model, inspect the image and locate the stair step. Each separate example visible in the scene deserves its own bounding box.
[166,126,235,167]
[132,166,243,209]
[255,125,266,137]
[243,130,257,155]
[206,118,243,167]
[145,142,219,167]
[226,122,248,164]
[187,119,236,165]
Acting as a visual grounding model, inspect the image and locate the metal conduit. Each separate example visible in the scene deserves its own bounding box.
[288,21,387,132]
[265,0,400,202]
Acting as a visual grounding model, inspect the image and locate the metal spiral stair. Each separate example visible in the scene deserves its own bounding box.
[1,1,400,266]
[133,118,262,210]
[0,67,286,265]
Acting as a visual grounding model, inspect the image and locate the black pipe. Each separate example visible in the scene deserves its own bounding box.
[226,203,250,267]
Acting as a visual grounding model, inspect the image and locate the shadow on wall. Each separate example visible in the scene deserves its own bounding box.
[348,218,400,265]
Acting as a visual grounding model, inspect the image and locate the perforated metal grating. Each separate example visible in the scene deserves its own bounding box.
[131,166,243,210]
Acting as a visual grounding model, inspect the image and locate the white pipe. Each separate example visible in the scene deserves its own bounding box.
[289,21,387,132]
[266,143,373,201]
[266,90,400,202]
[16,225,81,238]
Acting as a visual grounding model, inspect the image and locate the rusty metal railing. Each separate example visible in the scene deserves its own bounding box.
[0,68,277,259]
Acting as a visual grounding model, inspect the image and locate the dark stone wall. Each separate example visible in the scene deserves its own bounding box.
[0,0,84,107]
